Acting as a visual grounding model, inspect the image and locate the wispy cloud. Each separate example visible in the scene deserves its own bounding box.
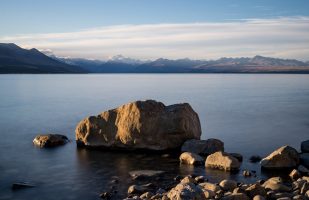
[1,17,309,60]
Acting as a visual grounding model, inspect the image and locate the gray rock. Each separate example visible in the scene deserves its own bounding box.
[129,170,165,180]
[181,138,224,156]
[33,134,68,148]
[179,152,204,165]
[128,184,155,195]
[298,165,309,174]
[301,140,309,153]
[261,146,299,169]
[205,151,240,171]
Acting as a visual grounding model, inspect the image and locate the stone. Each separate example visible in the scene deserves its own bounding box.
[245,183,266,198]
[179,152,204,165]
[100,192,112,199]
[140,192,154,199]
[300,182,309,195]
[129,170,165,180]
[167,182,206,200]
[277,198,292,200]
[299,153,309,168]
[293,195,305,200]
[75,100,201,151]
[262,177,291,192]
[253,195,265,200]
[230,153,243,162]
[306,190,309,198]
[219,180,237,191]
[180,176,196,184]
[243,170,251,177]
[12,182,35,190]
[33,134,68,148]
[221,193,250,200]
[261,146,299,169]
[301,140,309,153]
[205,151,240,171]
[290,169,301,180]
[195,176,206,183]
[199,182,221,193]
[202,189,215,198]
[181,138,224,156]
[249,155,262,163]
[128,184,155,195]
[298,165,309,174]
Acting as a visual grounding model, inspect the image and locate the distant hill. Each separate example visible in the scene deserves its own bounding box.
[1,43,309,73]
[0,43,85,73]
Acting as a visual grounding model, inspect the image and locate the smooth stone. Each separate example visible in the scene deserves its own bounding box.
[293,194,305,200]
[245,183,266,198]
[140,192,153,199]
[12,182,35,190]
[289,169,301,180]
[179,152,204,165]
[262,177,291,192]
[202,189,215,198]
[219,180,237,191]
[195,176,206,183]
[75,100,201,151]
[301,140,309,153]
[230,153,243,162]
[261,146,299,169]
[242,170,251,177]
[199,182,221,193]
[205,151,240,171]
[100,192,112,199]
[33,134,68,148]
[299,153,309,168]
[180,176,196,184]
[253,195,265,200]
[128,184,155,195]
[221,193,250,200]
[167,182,206,200]
[300,182,309,195]
[129,170,165,180]
[181,138,224,156]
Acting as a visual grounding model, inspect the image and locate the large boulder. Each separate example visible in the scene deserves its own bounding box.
[75,100,201,151]
[33,134,69,148]
[205,151,240,171]
[260,146,299,169]
[301,140,309,153]
[181,138,224,156]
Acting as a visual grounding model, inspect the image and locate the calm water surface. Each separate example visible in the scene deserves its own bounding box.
[0,74,308,199]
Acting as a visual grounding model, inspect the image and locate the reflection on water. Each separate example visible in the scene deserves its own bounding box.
[0,74,308,199]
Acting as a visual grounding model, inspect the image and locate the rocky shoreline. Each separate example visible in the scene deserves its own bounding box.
[30,100,309,199]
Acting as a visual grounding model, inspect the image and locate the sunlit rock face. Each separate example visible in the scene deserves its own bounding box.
[75,100,201,151]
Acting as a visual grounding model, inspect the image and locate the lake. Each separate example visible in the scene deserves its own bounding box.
[0,74,308,199]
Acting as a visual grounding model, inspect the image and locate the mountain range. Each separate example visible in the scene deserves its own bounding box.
[1,43,309,73]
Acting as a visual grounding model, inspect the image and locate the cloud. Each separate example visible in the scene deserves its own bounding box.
[1,17,309,60]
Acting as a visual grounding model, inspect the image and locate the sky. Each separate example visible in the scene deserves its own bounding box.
[1,0,309,60]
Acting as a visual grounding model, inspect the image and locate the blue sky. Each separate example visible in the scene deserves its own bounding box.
[1,0,309,60]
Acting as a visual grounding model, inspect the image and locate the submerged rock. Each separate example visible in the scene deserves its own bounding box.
[12,182,35,190]
[179,152,204,165]
[250,155,262,163]
[75,100,201,151]
[129,170,165,180]
[261,146,299,169]
[230,153,243,162]
[181,138,224,156]
[33,134,68,148]
[205,151,241,171]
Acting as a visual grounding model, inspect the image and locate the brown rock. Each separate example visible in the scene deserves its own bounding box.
[221,193,250,200]
[253,195,265,200]
[179,152,204,165]
[33,134,68,148]
[245,183,266,198]
[219,180,237,191]
[262,177,291,192]
[205,151,240,171]
[290,169,301,180]
[167,182,206,200]
[75,100,201,151]
[261,146,299,169]
[199,182,221,193]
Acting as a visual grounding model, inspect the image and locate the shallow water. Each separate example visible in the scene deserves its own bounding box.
[0,74,308,199]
